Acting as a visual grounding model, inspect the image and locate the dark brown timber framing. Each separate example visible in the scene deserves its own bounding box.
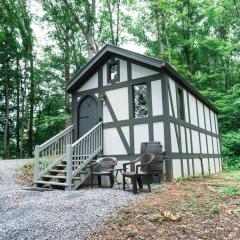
[69,45,221,182]
[66,44,218,114]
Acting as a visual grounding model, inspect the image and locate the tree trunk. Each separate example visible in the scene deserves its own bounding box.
[3,62,10,159]
[16,58,20,157]
[64,26,71,113]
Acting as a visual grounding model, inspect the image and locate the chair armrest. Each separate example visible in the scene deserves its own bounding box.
[136,161,152,174]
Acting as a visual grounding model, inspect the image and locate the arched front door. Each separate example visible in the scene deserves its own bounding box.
[78,96,98,137]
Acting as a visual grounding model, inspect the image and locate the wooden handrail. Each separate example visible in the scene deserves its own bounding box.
[71,122,102,147]
[39,125,74,150]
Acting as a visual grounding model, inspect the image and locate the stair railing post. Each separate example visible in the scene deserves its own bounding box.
[34,145,40,181]
[66,144,73,190]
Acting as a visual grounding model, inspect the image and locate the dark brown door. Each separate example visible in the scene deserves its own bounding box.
[78,96,98,137]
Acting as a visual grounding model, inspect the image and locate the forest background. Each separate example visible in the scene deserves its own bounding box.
[0,0,239,170]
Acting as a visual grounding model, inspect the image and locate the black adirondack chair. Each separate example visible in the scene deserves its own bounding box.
[123,153,155,193]
[90,157,117,188]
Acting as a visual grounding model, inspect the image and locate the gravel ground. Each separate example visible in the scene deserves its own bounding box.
[0,160,139,240]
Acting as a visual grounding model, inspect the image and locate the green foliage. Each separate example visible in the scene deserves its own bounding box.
[221,131,240,170]
[219,186,240,197]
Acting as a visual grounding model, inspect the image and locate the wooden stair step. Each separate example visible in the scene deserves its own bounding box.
[42,175,66,179]
[49,169,66,173]
[55,164,66,168]
[34,181,71,187]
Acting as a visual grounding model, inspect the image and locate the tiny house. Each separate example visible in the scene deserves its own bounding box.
[34,44,221,189]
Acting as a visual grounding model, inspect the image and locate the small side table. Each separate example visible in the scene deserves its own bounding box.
[113,168,130,188]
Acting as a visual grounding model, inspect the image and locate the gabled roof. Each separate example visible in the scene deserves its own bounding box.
[66,44,218,113]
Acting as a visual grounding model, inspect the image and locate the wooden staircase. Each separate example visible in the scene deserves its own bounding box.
[34,122,103,190]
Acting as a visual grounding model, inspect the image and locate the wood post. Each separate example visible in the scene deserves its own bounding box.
[34,145,40,182]
[66,144,73,190]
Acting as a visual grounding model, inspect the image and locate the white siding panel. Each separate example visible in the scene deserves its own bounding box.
[134,124,149,154]
[103,128,127,155]
[119,59,128,82]
[131,63,158,79]
[213,137,218,154]
[151,80,163,116]
[219,158,222,171]
[204,106,211,131]
[121,126,130,146]
[189,159,193,175]
[217,138,221,154]
[207,135,213,154]
[194,158,202,175]
[209,158,215,174]
[78,72,98,91]
[192,130,200,153]
[103,102,113,123]
[106,88,129,121]
[153,122,165,150]
[210,110,216,133]
[180,126,186,153]
[202,158,209,174]
[215,114,219,134]
[183,159,188,176]
[103,63,108,86]
[183,90,189,123]
[200,133,207,154]
[186,128,192,153]
[189,94,198,126]
[169,78,177,117]
[197,100,205,129]
[173,159,182,178]
[170,123,179,153]
[215,158,220,173]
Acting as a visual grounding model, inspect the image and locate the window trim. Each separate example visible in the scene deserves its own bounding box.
[107,60,120,84]
[133,83,148,119]
[176,85,185,121]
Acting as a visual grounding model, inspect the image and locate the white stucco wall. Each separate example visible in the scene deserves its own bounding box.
[153,122,165,150]
[170,122,179,153]
[200,132,207,154]
[194,158,202,175]
[183,159,188,176]
[207,135,213,154]
[77,72,98,92]
[204,105,211,131]
[131,63,158,79]
[103,128,127,155]
[134,124,149,154]
[172,159,182,178]
[105,87,129,121]
[169,78,177,117]
[192,130,200,153]
[180,126,186,153]
[197,100,205,129]
[189,94,198,126]
[183,90,190,123]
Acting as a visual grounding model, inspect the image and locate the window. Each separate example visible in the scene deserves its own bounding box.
[107,60,120,83]
[177,87,185,120]
[133,84,148,118]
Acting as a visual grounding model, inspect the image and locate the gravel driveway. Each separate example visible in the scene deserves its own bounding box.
[0,160,138,240]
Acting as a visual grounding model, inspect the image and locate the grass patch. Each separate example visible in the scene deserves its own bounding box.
[210,205,220,214]
[219,186,240,197]
[148,213,165,223]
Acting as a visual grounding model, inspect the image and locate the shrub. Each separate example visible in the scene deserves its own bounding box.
[221,130,240,170]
